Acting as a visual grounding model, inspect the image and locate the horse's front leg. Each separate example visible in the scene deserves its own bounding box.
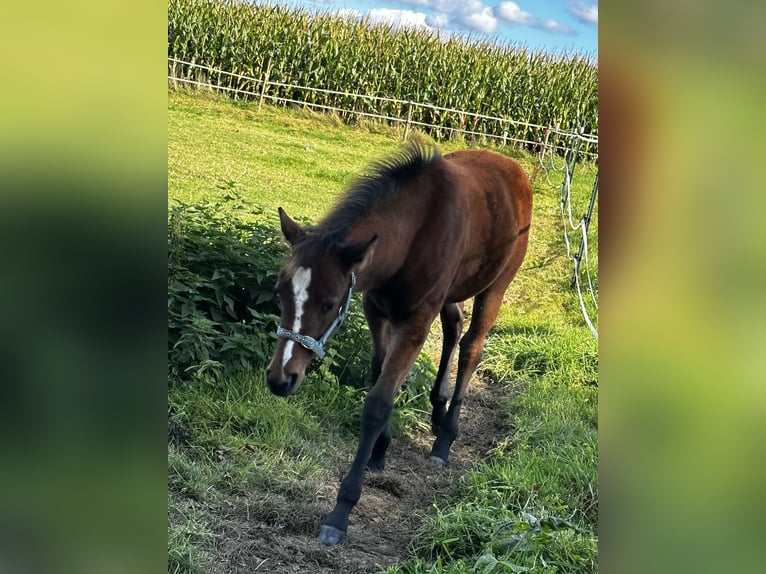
[364,295,392,472]
[318,310,437,546]
[317,382,394,545]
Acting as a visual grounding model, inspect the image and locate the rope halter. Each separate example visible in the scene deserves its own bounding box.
[275,273,356,359]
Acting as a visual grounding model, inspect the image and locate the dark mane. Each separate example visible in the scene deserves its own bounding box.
[295,142,442,259]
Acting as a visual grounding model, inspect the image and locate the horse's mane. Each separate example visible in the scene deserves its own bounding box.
[296,142,442,258]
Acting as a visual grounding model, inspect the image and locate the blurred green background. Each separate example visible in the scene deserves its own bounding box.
[601,2,766,573]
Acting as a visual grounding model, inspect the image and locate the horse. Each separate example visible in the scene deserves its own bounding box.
[266,142,532,546]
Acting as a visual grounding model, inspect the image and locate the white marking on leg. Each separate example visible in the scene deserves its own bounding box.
[282,266,312,369]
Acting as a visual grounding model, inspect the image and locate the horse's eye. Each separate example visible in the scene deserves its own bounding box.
[321,302,334,313]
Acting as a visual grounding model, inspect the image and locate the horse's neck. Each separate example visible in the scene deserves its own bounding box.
[347,214,412,293]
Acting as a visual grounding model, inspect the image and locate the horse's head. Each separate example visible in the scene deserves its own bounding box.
[266,208,376,397]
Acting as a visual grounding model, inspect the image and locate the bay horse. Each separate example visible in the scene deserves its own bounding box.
[266,143,532,546]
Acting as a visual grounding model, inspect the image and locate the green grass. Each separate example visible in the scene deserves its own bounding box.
[398,325,598,573]
[168,370,364,499]
[169,90,403,214]
[168,88,598,573]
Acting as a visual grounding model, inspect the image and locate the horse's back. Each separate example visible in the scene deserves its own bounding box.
[360,148,532,309]
[438,150,531,242]
[437,150,533,301]
[444,149,532,223]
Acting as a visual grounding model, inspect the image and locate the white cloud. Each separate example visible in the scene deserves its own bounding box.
[393,0,498,35]
[459,0,497,35]
[426,12,450,28]
[366,8,433,30]
[537,19,574,35]
[568,2,598,25]
[353,0,582,38]
[496,2,533,25]
[496,2,574,36]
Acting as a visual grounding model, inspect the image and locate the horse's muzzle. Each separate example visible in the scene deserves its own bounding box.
[265,369,301,397]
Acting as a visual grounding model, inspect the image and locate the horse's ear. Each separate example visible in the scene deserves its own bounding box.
[339,235,378,272]
[279,207,305,245]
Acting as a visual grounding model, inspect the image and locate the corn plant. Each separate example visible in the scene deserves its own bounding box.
[168,0,597,153]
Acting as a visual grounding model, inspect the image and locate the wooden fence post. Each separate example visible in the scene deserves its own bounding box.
[403,101,413,141]
[258,60,272,112]
[542,127,551,156]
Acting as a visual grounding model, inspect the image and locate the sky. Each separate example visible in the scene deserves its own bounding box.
[276,0,598,58]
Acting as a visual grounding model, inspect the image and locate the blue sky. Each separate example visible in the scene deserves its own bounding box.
[275,0,598,57]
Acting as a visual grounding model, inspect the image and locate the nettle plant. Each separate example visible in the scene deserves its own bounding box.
[167,188,378,387]
[168,189,285,381]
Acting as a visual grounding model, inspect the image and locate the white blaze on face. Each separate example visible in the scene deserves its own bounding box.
[282,266,312,368]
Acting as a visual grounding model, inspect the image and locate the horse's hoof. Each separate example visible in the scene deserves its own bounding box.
[366,461,385,473]
[318,525,345,546]
[428,455,447,469]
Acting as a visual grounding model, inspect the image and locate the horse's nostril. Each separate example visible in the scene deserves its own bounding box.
[266,370,289,397]
[267,371,300,397]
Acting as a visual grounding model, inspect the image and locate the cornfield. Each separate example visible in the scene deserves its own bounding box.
[168,0,598,154]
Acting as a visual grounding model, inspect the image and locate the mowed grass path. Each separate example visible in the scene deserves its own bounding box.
[168,89,598,573]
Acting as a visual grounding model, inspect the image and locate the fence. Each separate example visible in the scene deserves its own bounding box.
[167,57,598,159]
[168,56,598,337]
[556,137,599,339]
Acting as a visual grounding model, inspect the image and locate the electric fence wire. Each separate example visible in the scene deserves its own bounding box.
[538,129,568,187]
[555,134,599,339]
[168,57,597,158]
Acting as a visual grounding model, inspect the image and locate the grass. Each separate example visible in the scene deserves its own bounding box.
[168,90,403,214]
[168,88,598,573]
[168,375,358,511]
[398,324,598,573]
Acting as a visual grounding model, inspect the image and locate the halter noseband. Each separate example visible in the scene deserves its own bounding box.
[276,273,356,360]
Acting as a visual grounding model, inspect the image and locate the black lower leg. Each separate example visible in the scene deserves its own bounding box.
[319,392,392,545]
[430,304,463,435]
[429,324,485,467]
[430,385,449,436]
[429,399,463,465]
[367,421,390,471]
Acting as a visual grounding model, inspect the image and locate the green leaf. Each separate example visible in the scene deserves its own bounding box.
[496,560,530,573]
[473,554,498,574]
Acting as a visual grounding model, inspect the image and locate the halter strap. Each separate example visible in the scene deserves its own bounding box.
[276,273,356,360]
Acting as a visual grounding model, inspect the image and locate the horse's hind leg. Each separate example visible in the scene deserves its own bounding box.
[430,302,464,436]
[428,288,505,468]
[429,250,526,468]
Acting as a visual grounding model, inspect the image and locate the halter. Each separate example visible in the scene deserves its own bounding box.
[276,273,356,360]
